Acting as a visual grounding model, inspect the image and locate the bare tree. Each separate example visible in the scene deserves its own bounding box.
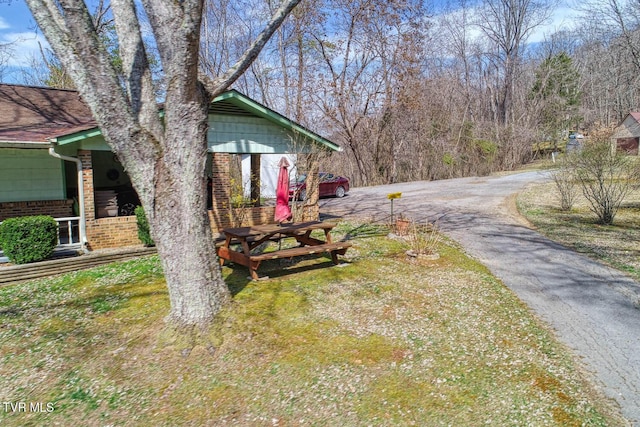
[0,41,13,81]
[24,0,302,330]
[309,0,427,186]
[20,44,76,89]
[573,0,640,124]
[476,0,557,125]
[570,125,638,224]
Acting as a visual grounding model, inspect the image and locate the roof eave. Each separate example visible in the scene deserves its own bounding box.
[212,90,342,152]
[52,127,103,145]
[51,91,343,152]
[0,140,53,149]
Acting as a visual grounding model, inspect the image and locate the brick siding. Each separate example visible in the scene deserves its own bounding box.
[209,206,277,232]
[85,216,139,250]
[79,150,96,221]
[0,199,74,221]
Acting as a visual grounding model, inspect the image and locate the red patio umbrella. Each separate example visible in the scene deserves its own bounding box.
[274,157,292,223]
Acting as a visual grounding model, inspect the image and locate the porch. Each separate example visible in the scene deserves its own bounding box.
[0,88,338,255]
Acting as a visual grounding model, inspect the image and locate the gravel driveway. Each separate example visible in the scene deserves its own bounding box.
[319,171,640,425]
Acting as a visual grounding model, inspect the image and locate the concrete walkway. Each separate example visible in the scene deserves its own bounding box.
[320,171,640,425]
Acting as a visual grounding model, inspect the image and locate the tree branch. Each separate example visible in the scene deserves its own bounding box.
[111,0,163,141]
[202,0,302,97]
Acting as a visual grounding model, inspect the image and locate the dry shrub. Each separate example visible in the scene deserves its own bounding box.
[406,220,440,255]
[552,158,578,211]
[570,124,638,224]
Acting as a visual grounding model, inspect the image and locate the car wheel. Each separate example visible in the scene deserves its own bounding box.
[335,186,345,198]
[299,190,307,201]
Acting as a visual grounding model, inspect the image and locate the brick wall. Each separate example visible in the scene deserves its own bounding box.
[79,150,96,221]
[72,151,308,249]
[210,152,231,227]
[0,199,74,221]
[298,204,320,222]
[85,216,140,250]
[78,150,142,250]
[207,152,287,231]
[209,206,277,232]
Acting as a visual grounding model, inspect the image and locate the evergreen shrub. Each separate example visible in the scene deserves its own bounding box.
[134,206,155,247]
[0,216,58,264]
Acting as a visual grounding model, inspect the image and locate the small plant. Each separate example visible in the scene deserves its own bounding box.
[134,206,155,247]
[571,125,638,224]
[405,220,440,257]
[552,156,578,211]
[227,176,261,227]
[0,215,58,264]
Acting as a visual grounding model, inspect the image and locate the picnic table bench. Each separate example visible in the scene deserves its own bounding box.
[217,221,351,280]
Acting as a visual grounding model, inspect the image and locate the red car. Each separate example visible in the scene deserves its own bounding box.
[289,172,350,201]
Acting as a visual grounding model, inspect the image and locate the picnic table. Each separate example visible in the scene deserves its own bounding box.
[217,221,351,280]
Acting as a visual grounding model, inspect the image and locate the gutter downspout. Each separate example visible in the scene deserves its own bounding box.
[48,146,88,253]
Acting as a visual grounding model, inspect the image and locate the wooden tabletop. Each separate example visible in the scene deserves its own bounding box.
[222,221,336,239]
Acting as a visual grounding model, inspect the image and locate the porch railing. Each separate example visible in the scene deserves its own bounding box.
[55,216,82,247]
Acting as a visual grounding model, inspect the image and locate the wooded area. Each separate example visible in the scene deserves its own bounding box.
[5,0,639,187]
[198,0,640,186]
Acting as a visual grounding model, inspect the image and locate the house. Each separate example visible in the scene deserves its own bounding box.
[0,84,339,252]
[612,112,640,155]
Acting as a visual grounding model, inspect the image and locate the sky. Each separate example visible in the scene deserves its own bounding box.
[0,0,47,71]
[0,0,581,85]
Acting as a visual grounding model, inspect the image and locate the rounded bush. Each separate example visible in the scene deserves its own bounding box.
[0,216,58,264]
[134,206,155,247]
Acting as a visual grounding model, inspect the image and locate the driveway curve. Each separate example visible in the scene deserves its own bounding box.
[319,171,640,425]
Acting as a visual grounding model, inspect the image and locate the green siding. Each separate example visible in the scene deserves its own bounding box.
[54,90,340,153]
[78,135,111,151]
[208,115,316,154]
[0,148,65,202]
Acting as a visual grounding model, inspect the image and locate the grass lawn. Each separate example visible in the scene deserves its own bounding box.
[517,179,640,282]
[0,222,625,426]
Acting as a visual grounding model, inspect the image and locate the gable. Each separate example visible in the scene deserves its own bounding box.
[614,113,640,139]
[208,114,324,154]
[207,90,340,153]
[37,88,340,154]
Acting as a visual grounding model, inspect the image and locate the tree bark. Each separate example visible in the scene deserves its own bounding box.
[25,0,301,327]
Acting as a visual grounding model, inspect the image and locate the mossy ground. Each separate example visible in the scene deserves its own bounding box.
[0,222,625,426]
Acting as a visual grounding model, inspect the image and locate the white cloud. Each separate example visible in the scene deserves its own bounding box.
[0,31,49,67]
[527,6,578,44]
[0,17,9,30]
[435,2,580,46]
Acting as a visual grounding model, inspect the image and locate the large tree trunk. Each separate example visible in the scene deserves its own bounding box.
[143,93,231,326]
[152,186,230,325]
[103,92,232,327]
[24,0,301,330]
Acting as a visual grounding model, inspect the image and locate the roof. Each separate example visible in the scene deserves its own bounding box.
[0,84,96,145]
[0,84,340,152]
[209,90,341,151]
[629,112,640,123]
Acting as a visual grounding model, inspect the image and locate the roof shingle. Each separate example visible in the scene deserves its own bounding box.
[0,84,96,143]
